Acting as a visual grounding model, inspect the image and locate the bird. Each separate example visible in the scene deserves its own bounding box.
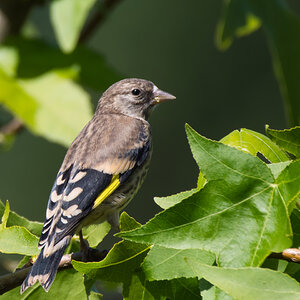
[20,78,175,293]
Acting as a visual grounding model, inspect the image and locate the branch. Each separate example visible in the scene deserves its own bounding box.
[268,248,300,264]
[0,118,24,145]
[0,249,107,295]
[0,118,23,136]
[79,0,123,43]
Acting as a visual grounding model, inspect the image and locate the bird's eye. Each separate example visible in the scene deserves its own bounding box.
[131,89,141,96]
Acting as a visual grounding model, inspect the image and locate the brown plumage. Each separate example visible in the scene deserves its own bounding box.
[21,78,175,293]
[61,114,150,174]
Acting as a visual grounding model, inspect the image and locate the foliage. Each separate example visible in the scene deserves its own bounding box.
[0,2,120,147]
[0,0,300,299]
[0,123,299,299]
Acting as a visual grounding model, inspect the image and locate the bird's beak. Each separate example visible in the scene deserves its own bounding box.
[151,86,176,106]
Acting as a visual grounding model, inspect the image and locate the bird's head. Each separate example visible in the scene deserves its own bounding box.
[96,78,176,120]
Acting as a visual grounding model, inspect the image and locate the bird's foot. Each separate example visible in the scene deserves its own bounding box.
[78,230,108,262]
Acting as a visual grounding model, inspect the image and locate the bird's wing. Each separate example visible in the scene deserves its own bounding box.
[38,138,150,252]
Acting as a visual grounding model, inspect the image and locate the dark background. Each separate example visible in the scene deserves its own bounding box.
[0,0,298,234]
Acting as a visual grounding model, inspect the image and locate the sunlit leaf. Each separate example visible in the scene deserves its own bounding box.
[82,221,111,248]
[216,0,261,50]
[0,46,18,77]
[88,291,103,300]
[0,226,39,256]
[0,200,39,255]
[267,161,292,178]
[220,128,289,162]
[202,286,234,300]
[1,37,120,91]
[266,125,300,158]
[154,188,198,210]
[50,0,97,53]
[0,67,92,147]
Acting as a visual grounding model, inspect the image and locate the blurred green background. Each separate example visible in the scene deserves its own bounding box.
[0,0,299,229]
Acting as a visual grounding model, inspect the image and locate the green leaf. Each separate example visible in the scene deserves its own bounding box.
[216,0,261,50]
[202,286,234,300]
[154,188,198,210]
[0,200,42,236]
[1,37,120,91]
[123,273,162,300]
[15,256,31,270]
[72,212,150,282]
[291,210,300,248]
[19,68,92,146]
[0,226,39,256]
[275,159,300,213]
[163,278,202,300]
[75,213,203,298]
[50,0,97,53]
[119,125,294,267]
[186,261,300,300]
[266,125,300,158]
[73,239,149,282]
[82,221,111,248]
[1,200,10,229]
[120,212,141,232]
[88,291,103,300]
[220,128,289,162]
[142,245,215,281]
[267,161,292,179]
[123,275,201,300]
[0,131,16,152]
[0,46,18,76]
[0,67,92,147]
[0,200,40,255]
[1,269,87,299]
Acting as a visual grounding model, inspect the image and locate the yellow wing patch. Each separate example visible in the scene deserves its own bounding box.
[93,175,120,209]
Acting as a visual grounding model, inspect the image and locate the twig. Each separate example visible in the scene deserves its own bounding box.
[0,249,107,295]
[0,118,23,136]
[79,0,123,43]
[0,118,24,145]
[268,248,300,264]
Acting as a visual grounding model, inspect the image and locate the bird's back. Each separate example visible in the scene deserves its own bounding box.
[61,113,151,174]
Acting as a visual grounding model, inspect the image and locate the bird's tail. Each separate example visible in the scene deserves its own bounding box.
[20,236,71,294]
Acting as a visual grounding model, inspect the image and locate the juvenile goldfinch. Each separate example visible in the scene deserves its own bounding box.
[20,78,175,293]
